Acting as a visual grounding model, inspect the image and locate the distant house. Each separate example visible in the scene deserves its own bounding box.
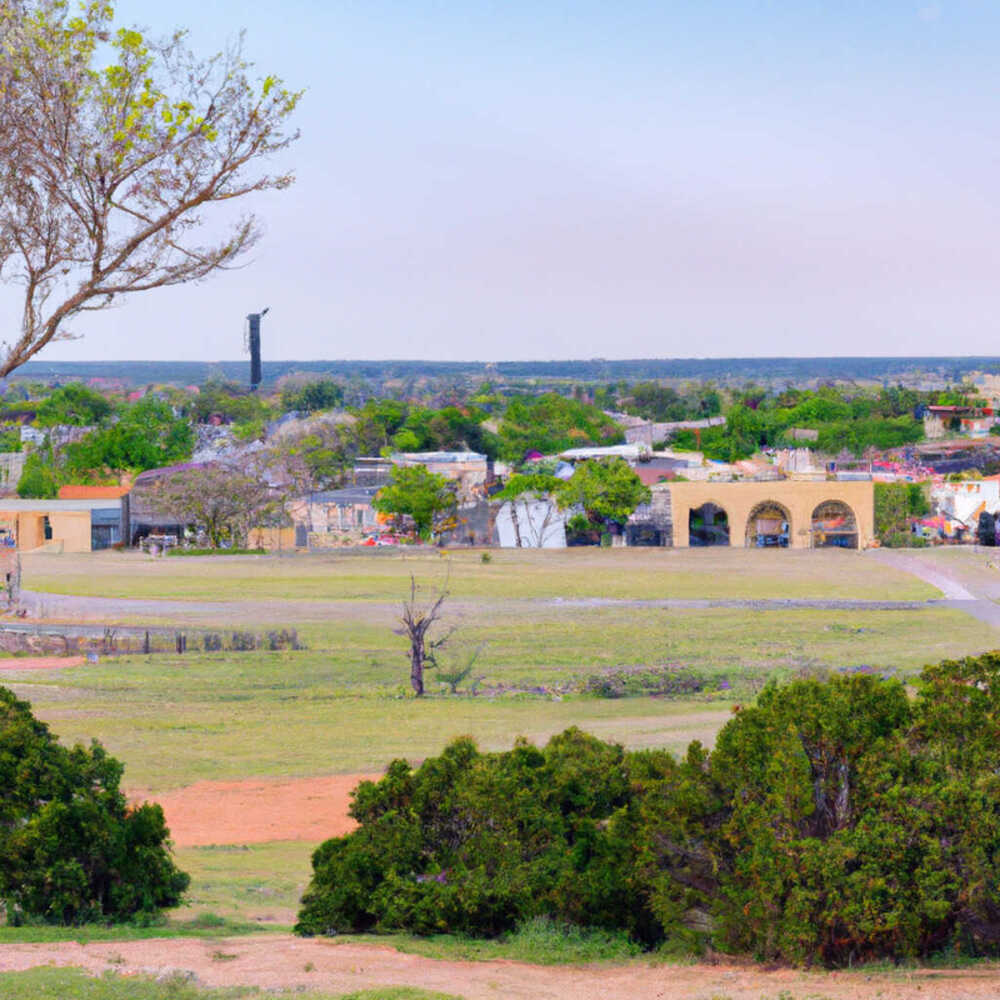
[0,497,127,552]
[788,428,820,442]
[58,485,131,549]
[931,478,1000,530]
[288,486,381,548]
[924,405,996,440]
[559,444,645,462]
[633,457,690,486]
[606,413,726,448]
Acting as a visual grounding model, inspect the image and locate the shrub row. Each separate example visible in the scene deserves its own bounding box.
[297,652,1000,966]
[201,629,303,652]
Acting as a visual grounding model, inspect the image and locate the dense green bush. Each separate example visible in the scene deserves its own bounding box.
[16,450,59,498]
[34,384,112,427]
[497,394,623,461]
[63,397,192,475]
[874,481,930,543]
[0,687,188,924]
[298,654,1000,966]
[297,728,644,940]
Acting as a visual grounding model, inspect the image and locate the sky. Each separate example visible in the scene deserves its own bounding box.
[26,1,1000,362]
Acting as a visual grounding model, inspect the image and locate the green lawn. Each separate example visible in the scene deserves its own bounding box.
[23,546,940,602]
[0,970,460,1000]
[5,605,990,791]
[173,841,316,925]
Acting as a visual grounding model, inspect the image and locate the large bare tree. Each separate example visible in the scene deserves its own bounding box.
[148,459,281,549]
[0,0,300,374]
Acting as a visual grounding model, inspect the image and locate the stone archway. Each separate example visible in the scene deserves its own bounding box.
[811,500,858,549]
[689,502,730,546]
[745,501,791,548]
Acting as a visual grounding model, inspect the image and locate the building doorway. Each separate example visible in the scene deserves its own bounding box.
[689,503,730,546]
[811,501,858,549]
[745,501,791,547]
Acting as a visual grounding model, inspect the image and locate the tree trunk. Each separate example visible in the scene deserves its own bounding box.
[410,642,425,695]
[509,501,523,548]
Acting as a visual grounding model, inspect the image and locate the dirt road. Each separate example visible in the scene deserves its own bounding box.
[2,934,999,999]
[0,655,85,672]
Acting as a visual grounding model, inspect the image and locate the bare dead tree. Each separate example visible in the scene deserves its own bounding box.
[399,575,453,696]
[0,1,300,374]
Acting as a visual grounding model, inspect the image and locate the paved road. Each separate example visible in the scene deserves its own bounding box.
[872,549,1000,630]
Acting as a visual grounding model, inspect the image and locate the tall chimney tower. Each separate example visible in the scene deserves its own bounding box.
[245,307,269,390]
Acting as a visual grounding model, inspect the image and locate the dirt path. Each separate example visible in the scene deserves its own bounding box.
[143,774,379,847]
[872,550,978,601]
[873,549,1000,631]
[2,934,999,999]
[0,655,85,672]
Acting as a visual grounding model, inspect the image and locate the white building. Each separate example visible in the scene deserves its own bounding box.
[494,499,567,548]
[931,479,1000,529]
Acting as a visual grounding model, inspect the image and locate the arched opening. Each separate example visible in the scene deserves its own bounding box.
[811,500,858,549]
[689,503,730,546]
[745,501,791,548]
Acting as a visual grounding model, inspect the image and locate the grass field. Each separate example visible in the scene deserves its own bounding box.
[23,546,940,603]
[5,547,999,941]
[0,970,460,1000]
[5,604,989,790]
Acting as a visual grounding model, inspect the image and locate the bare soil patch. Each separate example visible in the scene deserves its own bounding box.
[0,655,85,672]
[2,934,999,999]
[142,774,380,847]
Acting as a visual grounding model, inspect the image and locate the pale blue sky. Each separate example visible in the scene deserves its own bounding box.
[37,1,1000,361]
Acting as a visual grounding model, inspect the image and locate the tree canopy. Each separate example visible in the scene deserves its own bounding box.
[0,1,299,374]
[0,685,188,924]
[63,397,192,475]
[558,457,650,528]
[34,384,112,427]
[497,394,623,462]
[148,461,280,548]
[374,464,457,540]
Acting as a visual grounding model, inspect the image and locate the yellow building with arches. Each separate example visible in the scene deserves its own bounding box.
[667,480,874,550]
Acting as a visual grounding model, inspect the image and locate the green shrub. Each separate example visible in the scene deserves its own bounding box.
[266,628,302,650]
[230,631,256,651]
[583,665,717,698]
[298,654,1000,967]
[297,729,642,940]
[874,481,929,543]
[0,686,188,924]
[16,451,58,498]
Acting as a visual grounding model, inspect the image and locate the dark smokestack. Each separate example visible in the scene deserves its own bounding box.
[246,309,267,389]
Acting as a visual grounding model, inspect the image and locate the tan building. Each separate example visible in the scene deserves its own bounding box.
[0,498,127,552]
[667,480,874,550]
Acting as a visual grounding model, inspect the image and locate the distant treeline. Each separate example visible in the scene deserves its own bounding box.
[15,356,1000,388]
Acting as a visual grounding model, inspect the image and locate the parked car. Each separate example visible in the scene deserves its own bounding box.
[361,534,399,546]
